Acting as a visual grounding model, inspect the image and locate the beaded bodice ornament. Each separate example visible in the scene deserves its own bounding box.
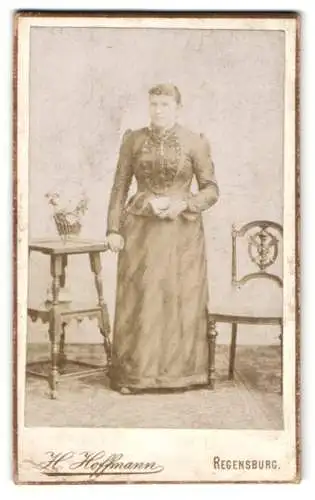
[136,126,182,194]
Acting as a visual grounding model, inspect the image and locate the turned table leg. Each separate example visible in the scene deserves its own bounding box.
[89,252,112,368]
[49,254,63,399]
[58,256,68,371]
[207,317,218,389]
[58,323,67,372]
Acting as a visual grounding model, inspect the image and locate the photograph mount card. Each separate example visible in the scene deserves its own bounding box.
[13,11,300,484]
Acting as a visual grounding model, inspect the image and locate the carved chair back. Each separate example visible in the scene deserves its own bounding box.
[231,220,283,289]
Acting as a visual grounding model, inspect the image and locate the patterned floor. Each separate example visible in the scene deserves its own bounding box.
[24,344,283,429]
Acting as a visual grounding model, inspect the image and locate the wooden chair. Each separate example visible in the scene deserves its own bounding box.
[207,220,283,393]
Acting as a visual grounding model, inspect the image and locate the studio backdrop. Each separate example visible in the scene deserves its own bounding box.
[27,27,284,344]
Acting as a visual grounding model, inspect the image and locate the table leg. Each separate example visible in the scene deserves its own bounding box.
[51,255,63,305]
[207,318,218,389]
[58,256,68,371]
[60,255,68,288]
[49,255,63,399]
[48,319,62,399]
[58,323,67,373]
[89,252,112,367]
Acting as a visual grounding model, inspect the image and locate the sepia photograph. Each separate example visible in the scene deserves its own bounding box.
[14,12,299,483]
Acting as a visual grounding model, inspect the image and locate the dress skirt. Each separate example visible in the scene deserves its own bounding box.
[109,212,210,390]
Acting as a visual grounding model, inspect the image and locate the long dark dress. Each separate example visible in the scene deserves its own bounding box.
[107,123,219,390]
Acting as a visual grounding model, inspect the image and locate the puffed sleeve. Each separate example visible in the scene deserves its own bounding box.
[187,133,219,213]
[106,130,134,235]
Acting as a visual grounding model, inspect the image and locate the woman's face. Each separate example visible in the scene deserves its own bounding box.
[149,94,179,129]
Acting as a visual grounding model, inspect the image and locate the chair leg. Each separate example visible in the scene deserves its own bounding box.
[207,318,218,389]
[228,322,238,380]
[279,321,283,396]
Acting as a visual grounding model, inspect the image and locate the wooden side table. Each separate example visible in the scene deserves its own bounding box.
[27,239,112,399]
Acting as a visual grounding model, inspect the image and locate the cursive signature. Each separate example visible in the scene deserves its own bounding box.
[26,451,164,478]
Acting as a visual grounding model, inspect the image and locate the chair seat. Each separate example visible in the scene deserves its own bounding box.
[208,287,282,325]
[208,310,282,325]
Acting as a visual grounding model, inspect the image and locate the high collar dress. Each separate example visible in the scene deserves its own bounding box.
[107,123,219,390]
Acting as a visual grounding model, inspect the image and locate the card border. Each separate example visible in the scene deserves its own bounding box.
[12,10,301,485]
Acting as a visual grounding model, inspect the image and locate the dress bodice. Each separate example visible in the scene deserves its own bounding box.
[106,124,219,234]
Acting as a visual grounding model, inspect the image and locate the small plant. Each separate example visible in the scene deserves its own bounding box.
[45,187,89,242]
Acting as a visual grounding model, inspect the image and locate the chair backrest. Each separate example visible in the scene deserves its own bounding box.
[232,220,283,288]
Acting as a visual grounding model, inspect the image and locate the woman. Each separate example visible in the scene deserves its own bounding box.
[106,83,219,394]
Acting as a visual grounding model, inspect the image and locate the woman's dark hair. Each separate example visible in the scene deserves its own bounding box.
[148,83,182,105]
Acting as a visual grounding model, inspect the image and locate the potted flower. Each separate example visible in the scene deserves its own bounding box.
[45,185,89,242]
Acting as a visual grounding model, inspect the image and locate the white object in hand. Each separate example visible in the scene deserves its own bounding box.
[149,196,171,212]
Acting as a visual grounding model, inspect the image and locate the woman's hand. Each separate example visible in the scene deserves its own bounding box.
[105,233,125,252]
